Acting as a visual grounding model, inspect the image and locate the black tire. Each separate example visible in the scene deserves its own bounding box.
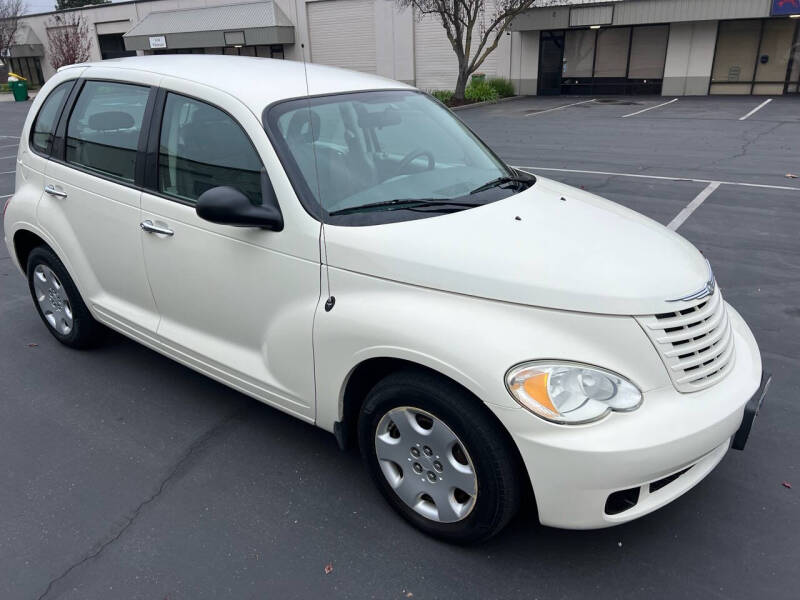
[358,369,522,544]
[26,246,103,349]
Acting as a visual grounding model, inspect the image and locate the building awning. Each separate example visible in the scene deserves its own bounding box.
[123,1,294,52]
[2,24,44,58]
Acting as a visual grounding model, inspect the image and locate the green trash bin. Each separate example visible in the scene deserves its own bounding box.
[10,81,28,102]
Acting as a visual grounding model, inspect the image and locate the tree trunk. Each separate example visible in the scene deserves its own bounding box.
[454,69,470,101]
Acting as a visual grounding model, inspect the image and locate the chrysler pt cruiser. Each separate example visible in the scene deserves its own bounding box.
[3,56,770,543]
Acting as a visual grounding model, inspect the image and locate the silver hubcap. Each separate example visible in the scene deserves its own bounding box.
[375,407,477,523]
[33,265,73,335]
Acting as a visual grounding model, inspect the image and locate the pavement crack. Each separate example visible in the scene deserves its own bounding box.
[34,406,247,600]
[706,122,783,169]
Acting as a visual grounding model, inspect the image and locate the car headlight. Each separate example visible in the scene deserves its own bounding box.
[505,362,642,424]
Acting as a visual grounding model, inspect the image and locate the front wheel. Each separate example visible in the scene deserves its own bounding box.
[358,370,522,543]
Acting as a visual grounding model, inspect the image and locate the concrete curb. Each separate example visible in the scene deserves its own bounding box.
[450,95,525,111]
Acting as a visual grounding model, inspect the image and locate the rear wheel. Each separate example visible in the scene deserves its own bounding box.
[26,246,103,348]
[358,369,522,543]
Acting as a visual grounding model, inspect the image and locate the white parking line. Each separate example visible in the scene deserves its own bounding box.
[512,165,800,192]
[739,98,772,121]
[0,144,18,150]
[527,99,595,117]
[0,194,12,199]
[0,155,16,159]
[667,181,720,230]
[0,170,15,175]
[621,98,678,118]
[0,136,19,139]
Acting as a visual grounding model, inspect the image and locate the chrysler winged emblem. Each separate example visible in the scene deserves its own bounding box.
[667,260,716,302]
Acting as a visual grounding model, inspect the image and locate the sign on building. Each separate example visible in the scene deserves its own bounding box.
[772,0,800,15]
[148,35,167,49]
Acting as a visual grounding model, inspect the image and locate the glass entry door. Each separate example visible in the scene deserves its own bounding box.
[538,31,565,95]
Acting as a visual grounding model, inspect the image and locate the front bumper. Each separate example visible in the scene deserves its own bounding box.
[490,307,765,529]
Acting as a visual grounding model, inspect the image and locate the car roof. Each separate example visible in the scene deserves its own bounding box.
[62,55,413,112]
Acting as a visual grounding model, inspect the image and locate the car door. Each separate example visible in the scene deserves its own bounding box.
[37,69,160,335]
[139,80,321,421]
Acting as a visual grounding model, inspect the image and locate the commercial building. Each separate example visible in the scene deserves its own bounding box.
[509,0,800,96]
[5,0,800,96]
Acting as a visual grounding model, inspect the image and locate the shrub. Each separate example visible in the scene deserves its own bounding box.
[430,90,454,104]
[487,77,515,98]
[464,79,499,103]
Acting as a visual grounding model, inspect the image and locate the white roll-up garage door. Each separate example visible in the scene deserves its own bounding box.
[414,4,498,91]
[308,0,376,74]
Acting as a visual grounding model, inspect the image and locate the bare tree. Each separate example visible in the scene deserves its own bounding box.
[46,11,91,71]
[0,0,25,60]
[397,0,548,100]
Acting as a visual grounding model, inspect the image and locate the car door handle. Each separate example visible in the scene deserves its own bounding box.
[140,220,174,236]
[44,185,68,198]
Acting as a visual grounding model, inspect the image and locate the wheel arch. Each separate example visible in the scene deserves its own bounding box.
[13,228,50,272]
[335,356,534,504]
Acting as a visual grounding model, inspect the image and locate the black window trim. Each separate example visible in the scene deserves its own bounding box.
[29,79,77,159]
[39,77,279,217]
[50,77,156,190]
[143,87,280,213]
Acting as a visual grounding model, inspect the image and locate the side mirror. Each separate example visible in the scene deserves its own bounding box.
[196,186,283,230]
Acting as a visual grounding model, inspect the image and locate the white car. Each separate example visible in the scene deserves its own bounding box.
[3,56,770,543]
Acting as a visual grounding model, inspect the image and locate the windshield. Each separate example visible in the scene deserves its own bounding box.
[265,90,528,225]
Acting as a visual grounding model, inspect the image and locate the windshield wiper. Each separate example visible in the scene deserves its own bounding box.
[329,198,484,216]
[469,174,535,195]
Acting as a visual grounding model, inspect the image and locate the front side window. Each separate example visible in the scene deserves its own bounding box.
[66,80,150,182]
[267,90,520,225]
[158,93,263,205]
[31,81,71,155]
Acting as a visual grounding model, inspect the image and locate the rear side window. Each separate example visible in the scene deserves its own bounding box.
[66,81,150,182]
[31,82,71,155]
[158,93,262,205]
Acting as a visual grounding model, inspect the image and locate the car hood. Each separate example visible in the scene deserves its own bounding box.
[323,176,710,315]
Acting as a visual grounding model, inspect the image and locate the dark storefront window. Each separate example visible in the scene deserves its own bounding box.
[710,18,799,95]
[98,33,136,60]
[153,45,285,58]
[8,57,43,87]
[544,24,668,95]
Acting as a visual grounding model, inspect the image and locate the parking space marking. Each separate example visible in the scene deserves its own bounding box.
[0,144,18,150]
[621,98,678,118]
[0,155,16,159]
[513,165,800,192]
[739,98,772,121]
[0,194,11,199]
[667,181,720,230]
[0,135,19,139]
[526,99,595,116]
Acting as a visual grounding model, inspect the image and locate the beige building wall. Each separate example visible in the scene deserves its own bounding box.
[17,0,514,92]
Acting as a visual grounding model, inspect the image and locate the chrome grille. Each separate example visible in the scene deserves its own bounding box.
[636,290,735,392]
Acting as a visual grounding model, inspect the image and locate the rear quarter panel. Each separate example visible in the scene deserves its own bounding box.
[4,69,86,272]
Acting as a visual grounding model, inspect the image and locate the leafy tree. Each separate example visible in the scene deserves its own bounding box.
[397,0,552,101]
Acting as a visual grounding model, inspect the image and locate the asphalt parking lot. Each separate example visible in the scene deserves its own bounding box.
[2,93,799,600]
